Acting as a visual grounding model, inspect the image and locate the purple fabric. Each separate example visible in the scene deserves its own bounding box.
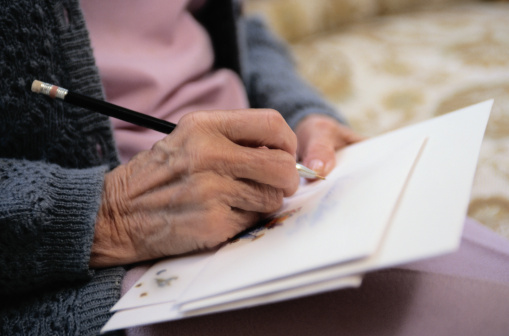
[81,0,248,163]
[123,218,509,336]
[403,217,509,283]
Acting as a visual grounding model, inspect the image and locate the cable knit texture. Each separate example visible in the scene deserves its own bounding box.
[0,1,123,335]
[0,0,346,334]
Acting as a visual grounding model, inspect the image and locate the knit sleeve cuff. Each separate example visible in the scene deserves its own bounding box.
[38,164,107,280]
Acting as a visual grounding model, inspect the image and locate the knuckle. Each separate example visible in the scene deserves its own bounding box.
[180,110,205,125]
[264,110,297,152]
[265,188,284,212]
[255,184,284,213]
[264,109,285,133]
[150,139,168,157]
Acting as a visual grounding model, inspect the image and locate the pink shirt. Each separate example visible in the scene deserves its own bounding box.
[81,0,249,163]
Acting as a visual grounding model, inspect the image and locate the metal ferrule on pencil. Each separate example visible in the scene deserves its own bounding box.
[35,81,68,100]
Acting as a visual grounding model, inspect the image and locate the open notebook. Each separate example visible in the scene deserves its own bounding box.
[102,100,493,333]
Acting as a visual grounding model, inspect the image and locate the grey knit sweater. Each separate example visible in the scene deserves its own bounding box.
[0,0,344,335]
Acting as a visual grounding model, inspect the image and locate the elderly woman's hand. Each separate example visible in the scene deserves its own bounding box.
[295,115,365,178]
[90,109,300,268]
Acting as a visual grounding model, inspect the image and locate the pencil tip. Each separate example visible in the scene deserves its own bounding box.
[31,80,43,93]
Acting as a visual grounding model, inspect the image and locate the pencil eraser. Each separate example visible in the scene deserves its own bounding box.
[31,80,43,93]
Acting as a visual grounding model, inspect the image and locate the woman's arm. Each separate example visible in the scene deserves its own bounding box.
[240,15,349,130]
[240,16,364,177]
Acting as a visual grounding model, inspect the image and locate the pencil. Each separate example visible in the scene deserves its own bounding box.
[31,80,175,134]
[31,80,324,180]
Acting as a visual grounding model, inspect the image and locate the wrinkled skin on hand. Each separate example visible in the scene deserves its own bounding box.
[90,109,300,268]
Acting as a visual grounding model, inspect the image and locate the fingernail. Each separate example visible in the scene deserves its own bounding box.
[309,159,324,173]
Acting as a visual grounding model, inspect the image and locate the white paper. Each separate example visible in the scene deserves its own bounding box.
[238,100,493,283]
[178,137,426,309]
[103,136,424,332]
[103,275,363,332]
[180,274,363,317]
[111,252,215,311]
[102,100,492,334]
[375,100,492,266]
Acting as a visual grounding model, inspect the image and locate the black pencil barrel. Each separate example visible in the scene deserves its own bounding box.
[66,91,176,134]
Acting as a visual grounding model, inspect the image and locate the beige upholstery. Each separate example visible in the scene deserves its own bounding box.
[246,0,509,239]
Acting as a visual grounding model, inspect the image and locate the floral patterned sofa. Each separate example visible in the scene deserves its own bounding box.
[246,0,509,239]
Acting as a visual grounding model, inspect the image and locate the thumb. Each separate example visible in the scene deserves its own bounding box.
[300,139,337,178]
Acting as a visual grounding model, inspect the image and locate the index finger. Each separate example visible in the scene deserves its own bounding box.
[188,109,298,156]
